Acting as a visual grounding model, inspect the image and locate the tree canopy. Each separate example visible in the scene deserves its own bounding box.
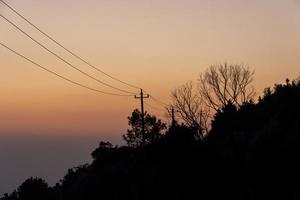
[2,78,300,200]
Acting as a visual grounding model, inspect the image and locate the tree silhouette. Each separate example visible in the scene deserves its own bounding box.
[122,109,166,147]
[0,177,57,200]
[170,63,255,139]
[170,82,210,139]
[91,141,114,160]
[199,63,255,111]
[2,78,300,200]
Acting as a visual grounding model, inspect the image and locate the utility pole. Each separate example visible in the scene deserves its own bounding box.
[171,106,176,127]
[135,89,149,146]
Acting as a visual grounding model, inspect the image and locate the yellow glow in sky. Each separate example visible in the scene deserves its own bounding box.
[0,0,300,139]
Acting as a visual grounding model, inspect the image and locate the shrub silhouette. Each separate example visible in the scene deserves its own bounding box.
[1,178,58,200]
[2,78,300,200]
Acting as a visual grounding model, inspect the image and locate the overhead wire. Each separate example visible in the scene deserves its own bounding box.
[0,14,137,95]
[149,94,169,108]
[0,0,171,106]
[144,104,167,120]
[0,0,141,90]
[144,102,165,112]
[0,42,133,97]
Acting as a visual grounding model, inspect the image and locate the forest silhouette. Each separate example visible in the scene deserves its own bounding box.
[1,65,300,200]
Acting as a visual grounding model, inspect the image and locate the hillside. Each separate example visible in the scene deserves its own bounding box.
[2,79,300,200]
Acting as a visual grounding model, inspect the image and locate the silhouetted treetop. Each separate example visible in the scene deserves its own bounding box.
[199,63,255,111]
[2,78,300,200]
[171,82,210,139]
[122,109,166,147]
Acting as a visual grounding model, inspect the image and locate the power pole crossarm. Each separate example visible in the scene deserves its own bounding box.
[135,89,150,146]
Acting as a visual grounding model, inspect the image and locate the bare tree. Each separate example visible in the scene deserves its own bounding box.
[169,63,255,138]
[198,63,255,111]
[170,82,210,139]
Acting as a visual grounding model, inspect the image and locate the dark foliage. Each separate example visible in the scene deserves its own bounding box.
[2,79,300,200]
[0,178,59,200]
[122,109,167,147]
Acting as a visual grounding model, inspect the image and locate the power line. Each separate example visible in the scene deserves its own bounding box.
[149,95,168,108]
[0,14,137,95]
[0,42,133,97]
[0,1,170,106]
[0,0,140,90]
[142,90,168,107]
[145,102,165,112]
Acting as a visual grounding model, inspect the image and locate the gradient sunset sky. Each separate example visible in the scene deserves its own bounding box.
[1,0,300,140]
[1,0,300,194]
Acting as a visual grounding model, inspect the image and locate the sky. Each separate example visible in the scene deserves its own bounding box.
[0,0,300,194]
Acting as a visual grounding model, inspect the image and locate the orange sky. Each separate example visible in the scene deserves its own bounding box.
[1,0,300,140]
